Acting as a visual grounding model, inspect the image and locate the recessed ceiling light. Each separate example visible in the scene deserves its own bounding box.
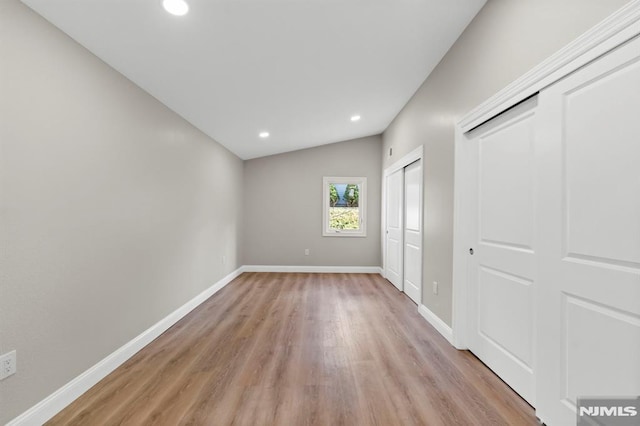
[163,0,189,16]
[259,132,270,138]
[351,115,361,122]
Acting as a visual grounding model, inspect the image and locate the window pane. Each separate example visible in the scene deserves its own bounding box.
[328,183,360,230]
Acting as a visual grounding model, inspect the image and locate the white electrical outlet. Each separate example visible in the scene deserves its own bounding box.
[432,281,439,295]
[304,249,310,256]
[0,350,16,380]
[222,255,226,264]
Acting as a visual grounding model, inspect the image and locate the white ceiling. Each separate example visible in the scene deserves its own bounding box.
[22,0,486,159]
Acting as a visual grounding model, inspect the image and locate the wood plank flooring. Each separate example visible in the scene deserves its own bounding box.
[48,273,537,426]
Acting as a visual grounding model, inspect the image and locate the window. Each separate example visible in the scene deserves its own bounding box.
[322,177,366,237]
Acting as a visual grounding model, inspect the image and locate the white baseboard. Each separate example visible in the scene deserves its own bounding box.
[242,265,383,274]
[418,304,454,346]
[8,267,243,426]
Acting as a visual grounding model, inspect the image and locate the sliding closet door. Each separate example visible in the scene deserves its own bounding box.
[403,160,422,305]
[466,97,538,406]
[385,169,404,290]
[535,35,640,425]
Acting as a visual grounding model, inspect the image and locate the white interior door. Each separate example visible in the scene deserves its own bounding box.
[535,35,640,426]
[403,160,422,305]
[467,97,538,406]
[385,169,404,290]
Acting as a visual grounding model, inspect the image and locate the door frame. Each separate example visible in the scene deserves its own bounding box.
[382,145,423,288]
[451,1,640,351]
[451,127,475,350]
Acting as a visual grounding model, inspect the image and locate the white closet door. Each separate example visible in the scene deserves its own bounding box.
[467,97,538,406]
[535,36,640,425]
[385,169,404,290]
[403,160,422,305]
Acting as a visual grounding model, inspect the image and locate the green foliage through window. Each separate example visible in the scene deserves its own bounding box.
[344,184,359,207]
[329,207,360,230]
[329,184,338,207]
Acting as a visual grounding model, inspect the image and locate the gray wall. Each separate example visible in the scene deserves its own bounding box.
[382,0,629,326]
[243,136,382,267]
[0,1,243,422]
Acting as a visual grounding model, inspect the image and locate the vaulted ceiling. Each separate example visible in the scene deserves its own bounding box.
[22,0,486,159]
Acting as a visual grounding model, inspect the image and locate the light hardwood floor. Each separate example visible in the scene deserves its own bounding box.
[48,272,537,425]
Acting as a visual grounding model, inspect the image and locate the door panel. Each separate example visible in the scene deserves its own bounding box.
[478,267,533,368]
[385,170,403,290]
[468,97,538,406]
[563,296,640,401]
[479,116,535,250]
[563,63,640,266]
[404,160,422,304]
[535,35,640,426]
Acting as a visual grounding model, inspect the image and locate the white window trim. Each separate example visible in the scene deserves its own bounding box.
[322,176,367,237]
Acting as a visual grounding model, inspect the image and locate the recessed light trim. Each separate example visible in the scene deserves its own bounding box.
[351,115,361,122]
[163,0,189,16]
[259,132,270,138]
